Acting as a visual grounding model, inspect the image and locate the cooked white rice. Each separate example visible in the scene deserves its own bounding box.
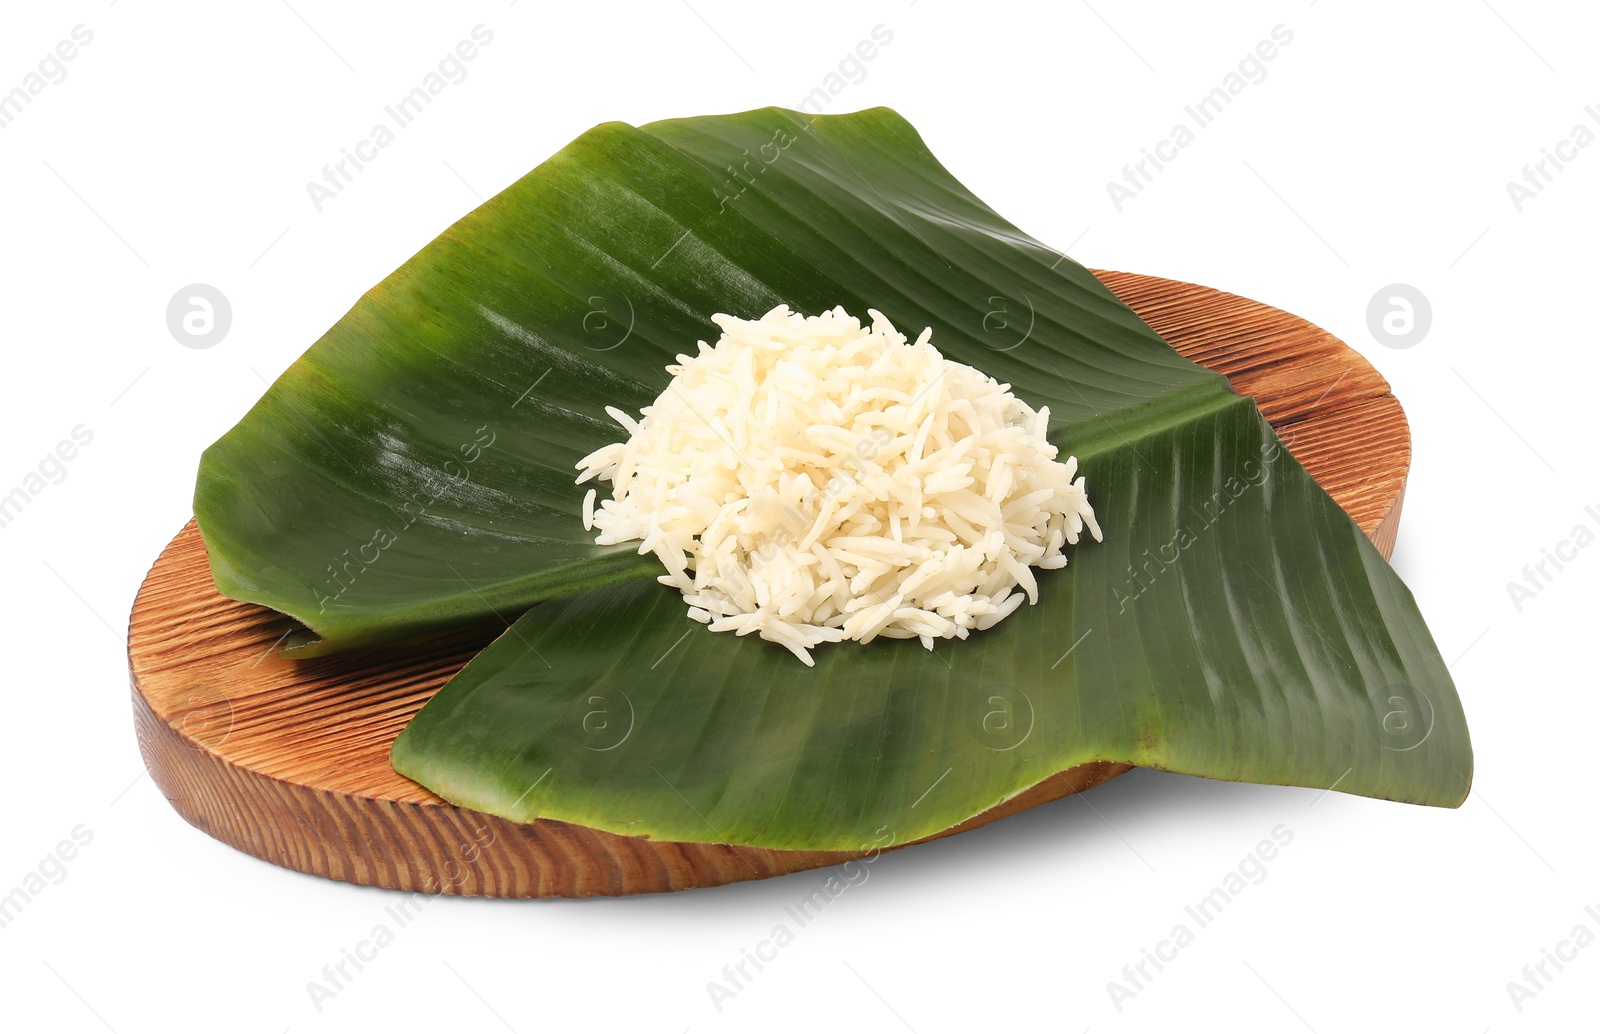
[574,304,1102,666]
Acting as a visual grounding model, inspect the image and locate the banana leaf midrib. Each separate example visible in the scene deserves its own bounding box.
[267,382,1249,652]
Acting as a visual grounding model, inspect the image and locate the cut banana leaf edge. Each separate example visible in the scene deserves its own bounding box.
[193,106,1472,852]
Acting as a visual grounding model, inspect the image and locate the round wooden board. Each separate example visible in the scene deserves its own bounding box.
[128,272,1411,898]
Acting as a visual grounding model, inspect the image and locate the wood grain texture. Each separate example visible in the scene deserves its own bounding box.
[127,272,1411,897]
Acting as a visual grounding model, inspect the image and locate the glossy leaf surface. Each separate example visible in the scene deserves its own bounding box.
[193,108,1471,848]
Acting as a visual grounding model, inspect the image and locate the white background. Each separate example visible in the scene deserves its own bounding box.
[1,1,1595,1031]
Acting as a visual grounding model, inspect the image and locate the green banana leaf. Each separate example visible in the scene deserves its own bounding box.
[195,107,1471,850]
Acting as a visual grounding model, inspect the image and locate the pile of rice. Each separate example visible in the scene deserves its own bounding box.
[575,304,1101,666]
